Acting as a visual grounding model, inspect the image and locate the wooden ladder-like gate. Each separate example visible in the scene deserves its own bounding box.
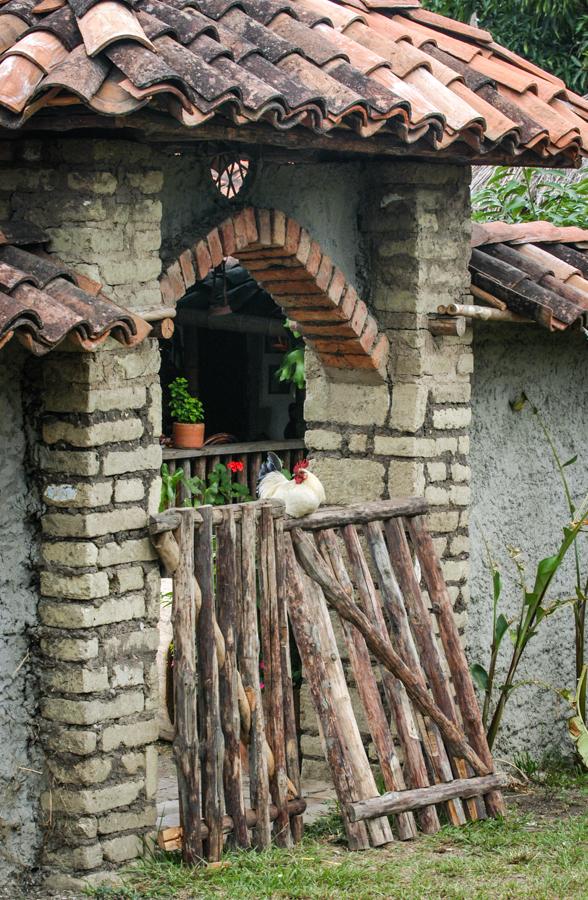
[150,497,505,861]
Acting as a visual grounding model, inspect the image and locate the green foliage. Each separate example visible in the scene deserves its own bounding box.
[168,377,204,424]
[275,320,306,390]
[423,0,588,93]
[183,463,251,507]
[472,167,588,227]
[569,666,588,768]
[159,461,251,511]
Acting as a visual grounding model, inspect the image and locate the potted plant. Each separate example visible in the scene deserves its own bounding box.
[169,377,205,449]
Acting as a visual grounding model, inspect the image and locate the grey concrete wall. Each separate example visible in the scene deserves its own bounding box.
[469,324,587,759]
[160,152,366,293]
[0,345,43,882]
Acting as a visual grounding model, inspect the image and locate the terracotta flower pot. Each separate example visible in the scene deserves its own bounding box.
[173,422,205,449]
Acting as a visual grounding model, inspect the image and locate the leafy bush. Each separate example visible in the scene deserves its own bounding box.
[472,167,588,227]
[159,461,251,511]
[168,377,204,424]
[423,0,588,94]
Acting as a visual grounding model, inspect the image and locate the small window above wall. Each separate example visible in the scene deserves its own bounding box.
[210,154,253,200]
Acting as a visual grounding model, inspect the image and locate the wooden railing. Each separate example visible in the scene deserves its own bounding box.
[162,440,305,502]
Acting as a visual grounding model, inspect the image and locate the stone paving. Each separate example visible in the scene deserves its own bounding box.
[156,742,336,830]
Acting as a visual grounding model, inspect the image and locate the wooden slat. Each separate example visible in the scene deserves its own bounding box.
[275,515,304,843]
[348,774,509,822]
[406,516,506,818]
[171,508,202,865]
[194,505,224,861]
[342,524,440,836]
[259,503,291,848]
[284,533,372,851]
[291,527,490,778]
[283,499,428,532]
[216,507,249,849]
[367,520,469,826]
[239,503,271,849]
[163,440,304,461]
[383,518,480,821]
[318,529,416,841]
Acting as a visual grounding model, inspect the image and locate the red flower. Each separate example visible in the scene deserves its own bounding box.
[227,460,244,473]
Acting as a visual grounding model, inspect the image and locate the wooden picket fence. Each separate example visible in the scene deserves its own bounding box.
[150,497,505,862]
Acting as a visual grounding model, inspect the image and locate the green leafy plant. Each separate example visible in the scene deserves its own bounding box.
[568,666,588,767]
[159,462,185,512]
[276,320,306,390]
[168,377,204,424]
[183,462,251,507]
[473,502,587,751]
[423,1,588,94]
[472,167,588,227]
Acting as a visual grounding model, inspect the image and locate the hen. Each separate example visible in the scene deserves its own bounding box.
[257,452,326,518]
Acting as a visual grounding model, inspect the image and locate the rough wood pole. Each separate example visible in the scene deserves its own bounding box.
[240,503,272,849]
[342,524,440,835]
[383,518,482,821]
[406,516,506,817]
[317,529,416,841]
[194,505,224,860]
[283,534,371,851]
[259,503,292,848]
[171,508,202,865]
[274,515,304,843]
[216,507,250,849]
[347,774,509,823]
[367,520,470,826]
[291,528,490,778]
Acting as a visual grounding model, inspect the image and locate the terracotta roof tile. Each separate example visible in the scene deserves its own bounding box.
[0,0,585,163]
[0,220,151,353]
[470,221,588,331]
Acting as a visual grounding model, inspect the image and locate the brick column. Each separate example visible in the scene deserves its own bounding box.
[36,340,162,891]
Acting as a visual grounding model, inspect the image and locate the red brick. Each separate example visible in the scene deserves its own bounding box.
[166,260,186,301]
[298,321,357,338]
[284,218,301,255]
[194,240,212,279]
[295,229,312,266]
[219,218,236,257]
[159,273,174,305]
[207,228,224,267]
[338,286,358,321]
[178,249,196,289]
[370,333,390,374]
[284,307,340,322]
[315,255,333,292]
[351,300,368,335]
[305,241,322,277]
[256,208,272,246]
[277,294,334,309]
[359,315,378,353]
[327,268,346,305]
[272,209,286,247]
[310,338,361,354]
[260,279,324,296]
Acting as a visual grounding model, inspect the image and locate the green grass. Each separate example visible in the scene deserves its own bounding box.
[92,785,588,900]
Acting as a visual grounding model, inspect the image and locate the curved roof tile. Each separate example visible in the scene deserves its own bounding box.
[0,0,585,162]
[0,221,152,353]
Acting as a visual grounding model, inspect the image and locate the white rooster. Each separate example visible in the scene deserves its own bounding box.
[257,452,326,518]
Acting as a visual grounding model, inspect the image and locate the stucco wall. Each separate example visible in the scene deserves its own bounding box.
[0,345,43,881]
[469,324,587,758]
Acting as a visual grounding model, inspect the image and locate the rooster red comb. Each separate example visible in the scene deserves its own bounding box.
[293,458,309,473]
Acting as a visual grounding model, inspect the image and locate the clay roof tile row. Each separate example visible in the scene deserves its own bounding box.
[0,220,151,353]
[471,222,588,332]
[0,0,585,162]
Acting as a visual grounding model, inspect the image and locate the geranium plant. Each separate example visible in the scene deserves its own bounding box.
[169,377,204,424]
[184,461,251,507]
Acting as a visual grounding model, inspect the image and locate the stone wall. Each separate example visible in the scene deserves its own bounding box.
[0,344,44,883]
[37,339,162,891]
[301,161,474,774]
[469,324,587,758]
[0,138,164,313]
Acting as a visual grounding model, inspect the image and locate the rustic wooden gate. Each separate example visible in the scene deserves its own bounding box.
[153,500,304,863]
[283,498,506,848]
[151,496,505,861]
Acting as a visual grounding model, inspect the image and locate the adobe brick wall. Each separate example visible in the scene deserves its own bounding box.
[301,162,474,775]
[37,339,162,892]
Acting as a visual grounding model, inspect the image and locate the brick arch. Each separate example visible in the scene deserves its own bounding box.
[159,207,388,382]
